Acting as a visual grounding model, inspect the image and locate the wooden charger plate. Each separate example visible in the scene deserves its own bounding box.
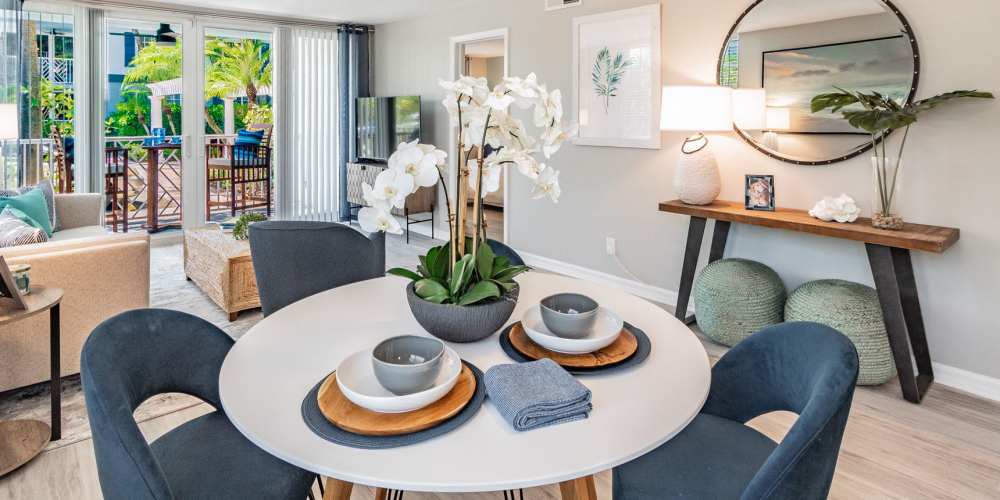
[509,322,638,368]
[317,364,476,437]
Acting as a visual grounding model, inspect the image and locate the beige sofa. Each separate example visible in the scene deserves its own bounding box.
[0,193,150,392]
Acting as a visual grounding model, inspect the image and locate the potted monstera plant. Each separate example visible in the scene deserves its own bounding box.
[811,87,993,230]
[359,73,576,342]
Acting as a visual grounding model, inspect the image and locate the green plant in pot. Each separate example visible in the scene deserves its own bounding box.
[358,73,576,342]
[811,88,994,230]
[232,212,267,240]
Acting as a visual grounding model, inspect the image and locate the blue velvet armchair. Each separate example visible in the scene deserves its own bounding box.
[613,322,859,499]
[82,308,315,500]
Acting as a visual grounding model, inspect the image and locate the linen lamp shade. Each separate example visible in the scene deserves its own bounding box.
[660,86,733,132]
[766,107,791,131]
[0,104,17,140]
[732,89,766,130]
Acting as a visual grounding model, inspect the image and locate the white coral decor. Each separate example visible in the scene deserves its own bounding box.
[809,194,861,223]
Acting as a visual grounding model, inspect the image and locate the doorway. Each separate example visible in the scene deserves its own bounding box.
[450,29,509,244]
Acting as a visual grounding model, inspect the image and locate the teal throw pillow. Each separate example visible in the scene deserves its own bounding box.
[0,188,53,236]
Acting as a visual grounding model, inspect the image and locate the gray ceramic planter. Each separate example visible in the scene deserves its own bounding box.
[405,282,519,343]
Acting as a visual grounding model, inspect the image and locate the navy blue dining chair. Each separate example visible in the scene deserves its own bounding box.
[487,238,525,266]
[613,321,859,500]
[249,220,385,316]
[82,308,315,500]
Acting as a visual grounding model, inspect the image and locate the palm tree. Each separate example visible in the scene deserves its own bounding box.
[122,40,182,134]
[205,39,271,113]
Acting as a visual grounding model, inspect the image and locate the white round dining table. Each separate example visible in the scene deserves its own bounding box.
[219,272,711,499]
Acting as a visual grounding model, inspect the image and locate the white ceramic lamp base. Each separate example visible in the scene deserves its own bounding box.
[674,137,721,205]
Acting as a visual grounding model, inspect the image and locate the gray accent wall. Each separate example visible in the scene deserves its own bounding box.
[374,0,1000,381]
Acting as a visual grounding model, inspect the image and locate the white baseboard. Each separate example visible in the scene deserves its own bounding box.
[932,362,1000,402]
[515,250,1000,402]
[516,250,683,311]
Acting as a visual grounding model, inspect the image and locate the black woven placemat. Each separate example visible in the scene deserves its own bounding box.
[498,322,651,375]
[301,361,485,449]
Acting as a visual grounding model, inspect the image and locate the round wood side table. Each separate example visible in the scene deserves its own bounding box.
[0,286,63,477]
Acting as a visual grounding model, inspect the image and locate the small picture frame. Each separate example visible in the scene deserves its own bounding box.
[0,256,27,310]
[745,175,776,211]
[546,0,582,11]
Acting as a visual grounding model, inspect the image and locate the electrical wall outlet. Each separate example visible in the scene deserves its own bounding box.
[605,237,617,256]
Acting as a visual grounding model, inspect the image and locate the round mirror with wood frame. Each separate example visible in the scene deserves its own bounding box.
[717,0,920,165]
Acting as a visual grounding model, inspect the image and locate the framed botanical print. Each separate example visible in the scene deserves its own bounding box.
[572,4,661,149]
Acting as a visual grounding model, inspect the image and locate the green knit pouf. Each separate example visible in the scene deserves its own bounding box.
[785,279,896,385]
[694,258,786,347]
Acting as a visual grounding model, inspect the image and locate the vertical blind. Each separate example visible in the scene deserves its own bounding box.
[284,27,338,221]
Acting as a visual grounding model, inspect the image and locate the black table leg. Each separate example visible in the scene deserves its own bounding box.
[709,220,731,263]
[866,244,933,403]
[675,217,707,324]
[50,303,61,441]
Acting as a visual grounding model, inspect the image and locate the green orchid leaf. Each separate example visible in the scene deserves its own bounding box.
[491,279,518,293]
[430,244,450,279]
[492,265,530,282]
[458,280,501,306]
[476,243,495,281]
[387,267,421,281]
[450,254,475,296]
[414,278,449,301]
[492,255,511,273]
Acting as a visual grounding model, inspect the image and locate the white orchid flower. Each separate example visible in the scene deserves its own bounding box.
[416,143,448,165]
[541,122,578,158]
[531,166,561,203]
[534,87,563,127]
[372,168,414,209]
[503,73,541,104]
[484,86,515,111]
[488,148,541,180]
[389,140,440,190]
[461,106,489,151]
[467,158,502,194]
[358,206,402,234]
[361,183,391,212]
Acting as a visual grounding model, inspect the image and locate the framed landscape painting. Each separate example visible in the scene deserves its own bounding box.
[762,35,913,134]
[572,4,661,149]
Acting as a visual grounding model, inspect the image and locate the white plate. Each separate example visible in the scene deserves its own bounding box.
[522,305,624,354]
[335,345,462,413]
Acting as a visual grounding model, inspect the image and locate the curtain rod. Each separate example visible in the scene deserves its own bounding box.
[37,0,375,31]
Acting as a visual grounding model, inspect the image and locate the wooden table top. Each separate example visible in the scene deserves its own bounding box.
[659,199,960,253]
[0,286,63,327]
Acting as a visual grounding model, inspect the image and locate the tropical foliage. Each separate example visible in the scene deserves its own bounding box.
[811,87,994,217]
[592,47,632,113]
[33,78,74,137]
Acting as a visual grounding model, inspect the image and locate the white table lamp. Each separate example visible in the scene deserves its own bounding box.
[0,104,17,140]
[661,86,733,205]
[732,89,766,131]
[763,107,791,151]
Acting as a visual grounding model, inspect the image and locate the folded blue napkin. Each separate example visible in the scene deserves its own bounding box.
[484,358,592,432]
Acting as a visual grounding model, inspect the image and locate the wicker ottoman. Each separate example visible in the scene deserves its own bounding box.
[694,258,786,347]
[785,279,895,385]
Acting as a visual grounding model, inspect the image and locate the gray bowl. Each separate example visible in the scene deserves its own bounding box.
[540,293,599,339]
[371,335,445,395]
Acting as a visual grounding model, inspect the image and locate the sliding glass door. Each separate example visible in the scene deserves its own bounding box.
[101,11,195,232]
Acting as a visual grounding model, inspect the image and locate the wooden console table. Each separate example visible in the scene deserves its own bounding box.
[659,199,960,404]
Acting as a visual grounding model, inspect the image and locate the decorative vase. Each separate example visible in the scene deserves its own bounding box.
[674,136,721,205]
[405,282,519,343]
[871,156,903,230]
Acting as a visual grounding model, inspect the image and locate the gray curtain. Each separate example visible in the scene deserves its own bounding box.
[337,25,371,222]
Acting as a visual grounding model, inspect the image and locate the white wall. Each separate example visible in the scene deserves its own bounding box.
[374,0,1000,383]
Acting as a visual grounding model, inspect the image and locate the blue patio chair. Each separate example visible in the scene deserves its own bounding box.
[82,308,315,500]
[613,321,859,500]
[249,220,385,316]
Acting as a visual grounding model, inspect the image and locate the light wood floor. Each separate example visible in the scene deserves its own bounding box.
[1,233,999,499]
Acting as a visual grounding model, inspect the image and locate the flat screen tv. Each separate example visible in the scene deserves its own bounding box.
[356,96,421,162]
